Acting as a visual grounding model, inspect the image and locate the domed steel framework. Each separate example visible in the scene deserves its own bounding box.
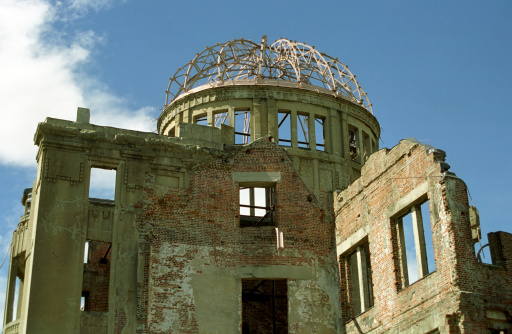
[165,36,373,114]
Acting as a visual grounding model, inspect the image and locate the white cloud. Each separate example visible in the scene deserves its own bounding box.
[0,0,155,168]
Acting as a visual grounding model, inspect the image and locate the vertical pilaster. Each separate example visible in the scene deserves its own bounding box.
[357,128,364,163]
[291,110,298,148]
[206,108,213,126]
[267,96,277,139]
[341,113,350,161]
[252,98,261,140]
[309,114,316,150]
[328,109,341,155]
[228,106,235,127]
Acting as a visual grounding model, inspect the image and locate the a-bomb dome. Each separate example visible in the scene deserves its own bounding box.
[165,36,372,114]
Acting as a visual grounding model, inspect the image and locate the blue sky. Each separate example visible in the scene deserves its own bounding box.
[1,0,511,317]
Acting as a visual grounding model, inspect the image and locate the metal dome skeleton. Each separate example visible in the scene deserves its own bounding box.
[165,36,373,114]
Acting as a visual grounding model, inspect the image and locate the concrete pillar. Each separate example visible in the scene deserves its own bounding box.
[309,114,316,150]
[252,98,263,140]
[341,113,350,161]
[328,109,340,155]
[357,128,364,163]
[291,110,298,148]
[206,108,213,127]
[267,96,277,139]
[228,106,235,128]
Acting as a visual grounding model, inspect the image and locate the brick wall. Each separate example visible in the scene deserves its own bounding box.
[131,138,338,333]
[336,139,512,333]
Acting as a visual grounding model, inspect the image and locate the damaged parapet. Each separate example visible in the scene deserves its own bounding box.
[335,139,512,333]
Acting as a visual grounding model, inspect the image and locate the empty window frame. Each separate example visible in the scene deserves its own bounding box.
[81,240,111,312]
[194,114,208,126]
[315,116,326,151]
[396,200,435,286]
[278,111,291,147]
[347,243,374,315]
[5,257,25,323]
[239,186,276,227]
[235,110,251,144]
[297,114,309,148]
[214,110,229,128]
[89,168,116,200]
[80,291,90,311]
[348,127,359,162]
[242,279,288,334]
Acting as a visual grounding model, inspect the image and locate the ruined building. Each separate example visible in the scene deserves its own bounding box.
[3,37,512,334]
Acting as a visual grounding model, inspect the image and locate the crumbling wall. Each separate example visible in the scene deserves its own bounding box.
[335,139,512,333]
[135,138,340,333]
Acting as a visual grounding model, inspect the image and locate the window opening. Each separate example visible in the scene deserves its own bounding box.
[297,114,309,148]
[89,168,116,200]
[278,111,291,147]
[5,258,25,324]
[348,127,358,161]
[348,243,374,315]
[194,115,208,126]
[240,186,275,227]
[397,199,435,286]
[12,276,21,320]
[235,110,251,144]
[81,241,111,312]
[214,111,229,128]
[242,279,288,334]
[84,241,90,263]
[80,291,90,311]
[315,117,326,151]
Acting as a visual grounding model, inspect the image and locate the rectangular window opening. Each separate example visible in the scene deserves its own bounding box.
[12,276,21,320]
[297,114,309,149]
[84,241,90,263]
[315,117,326,151]
[89,168,116,201]
[240,186,275,227]
[278,111,291,147]
[194,114,208,126]
[242,279,288,334]
[214,111,229,128]
[81,291,90,311]
[397,199,435,287]
[347,243,374,316]
[235,110,251,144]
[348,127,359,162]
[81,241,111,312]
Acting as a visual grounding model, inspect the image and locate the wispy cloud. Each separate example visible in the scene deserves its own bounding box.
[0,0,155,168]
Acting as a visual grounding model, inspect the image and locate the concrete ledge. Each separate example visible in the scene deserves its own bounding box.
[233,172,281,186]
[337,225,369,256]
[387,181,428,218]
[236,265,314,280]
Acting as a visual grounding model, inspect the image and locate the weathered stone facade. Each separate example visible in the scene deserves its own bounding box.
[3,37,512,334]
